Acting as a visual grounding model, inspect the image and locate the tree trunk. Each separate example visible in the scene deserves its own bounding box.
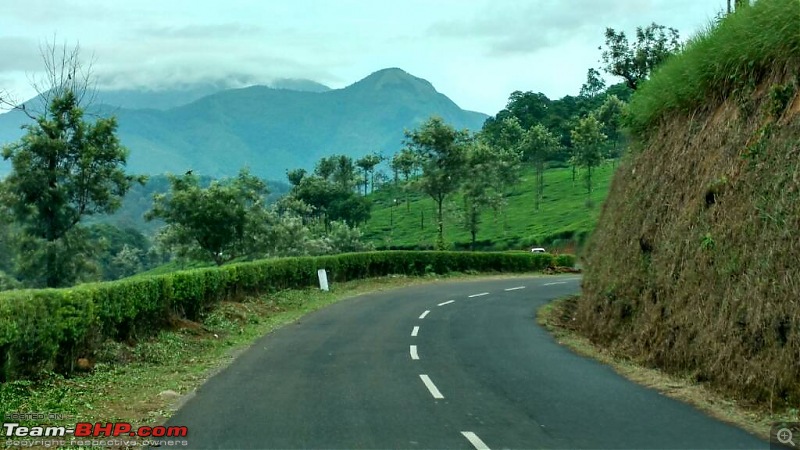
[45,243,58,288]
[572,164,576,186]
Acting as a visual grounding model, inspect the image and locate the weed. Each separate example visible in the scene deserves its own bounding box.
[700,232,716,251]
[767,82,797,118]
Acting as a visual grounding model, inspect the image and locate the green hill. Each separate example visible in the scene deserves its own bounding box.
[0,68,487,180]
[362,163,615,252]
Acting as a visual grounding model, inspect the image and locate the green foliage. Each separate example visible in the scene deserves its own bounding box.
[521,124,561,211]
[700,232,716,251]
[626,0,800,137]
[147,169,270,265]
[460,139,520,248]
[405,116,471,244]
[0,271,21,292]
[600,22,681,90]
[355,153,383,195]
[595,95,627,160]
[570,115,607,197]
[0,250,570,381]
[363,164,614,251]
[1,90,143,287]
[767,81,797,118]
[290,172,372,228]
[580,68,607,99]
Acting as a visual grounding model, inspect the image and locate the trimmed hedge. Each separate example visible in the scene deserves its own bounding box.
[0,251,573,381]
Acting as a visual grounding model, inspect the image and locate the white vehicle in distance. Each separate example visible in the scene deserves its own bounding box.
[530,247,547,253]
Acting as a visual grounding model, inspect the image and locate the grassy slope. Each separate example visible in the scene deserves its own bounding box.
[576,0,800,410]
[362,163,615,251]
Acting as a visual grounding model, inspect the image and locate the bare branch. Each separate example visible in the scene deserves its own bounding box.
[22,36,97,116]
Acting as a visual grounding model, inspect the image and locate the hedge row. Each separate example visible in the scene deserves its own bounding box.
[0,251,574,381]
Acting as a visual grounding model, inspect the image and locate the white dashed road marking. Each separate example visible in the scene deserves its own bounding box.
[543,281,567,286]
[438,300,455,306]
[461,431,491,450]
[419,374,444,399]
[411,326,419,337]
[410,345,419,360]
[504,286,525,291]
[468,292,489,298]
[419,310,430,319]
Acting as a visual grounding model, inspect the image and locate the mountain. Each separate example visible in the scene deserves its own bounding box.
[0,68,487,180]
[269,78,331,92]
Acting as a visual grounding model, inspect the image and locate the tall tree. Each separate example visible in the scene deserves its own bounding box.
[314,156,337,180]
[521,124,561,212]
[286,168,306,187]
[595,94,626,163]
[355,153,383,195]
[571,115,607,201]
[1,43,142,287]
[147,169,270,266]
[504,91,552,129]
[332,154,357,192]
[405,116,469,249]
[392,148,419,210]
[461,140,507,249]
[579,68,607,100]
[600,23,681,90]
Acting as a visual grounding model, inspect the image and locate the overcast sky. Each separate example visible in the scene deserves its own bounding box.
[1,0,727,115]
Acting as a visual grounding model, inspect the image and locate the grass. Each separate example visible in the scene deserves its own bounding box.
[363,163,616,251]
[538,296,800,444]
[626,0,800,137]
[0,271,541,448]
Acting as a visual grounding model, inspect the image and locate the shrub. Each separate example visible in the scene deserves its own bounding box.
[0,250,572,381]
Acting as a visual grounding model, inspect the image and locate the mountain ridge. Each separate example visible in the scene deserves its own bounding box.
[0,68,487,180]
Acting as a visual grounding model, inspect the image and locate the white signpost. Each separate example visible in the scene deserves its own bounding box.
[317,269,329,291]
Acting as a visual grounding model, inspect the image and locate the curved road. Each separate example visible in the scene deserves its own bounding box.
[166,276,767,449]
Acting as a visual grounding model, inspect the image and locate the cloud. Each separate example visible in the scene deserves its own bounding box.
[427,0,705,57]
[136,23,267,40]
[91,41,340,91]
[0,37,49,72]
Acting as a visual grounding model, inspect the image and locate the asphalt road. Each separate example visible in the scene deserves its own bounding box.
[166,275,768,449]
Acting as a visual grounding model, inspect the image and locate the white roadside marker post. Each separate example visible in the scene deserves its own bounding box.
[317,269,329,291]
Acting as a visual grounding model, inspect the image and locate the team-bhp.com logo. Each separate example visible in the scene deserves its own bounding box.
[4,422,188,438]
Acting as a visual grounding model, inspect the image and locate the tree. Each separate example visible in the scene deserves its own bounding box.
[406,116,470,247]
[600,23,681,90]
[314,156,337,180]
[595,95,626,163]
[108,244,144,280]
[290,175,371,230]
[332,154,357,192]
[461,140,505,249]
[579,68,606,100]
[405,116,470,248]
[286,168,306,187]
[147,169,270,266]
[0,44,142,287]
[391,148,419,210]
[355,153,383,195]
[571,116,607,201]
[521,125,561,212]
